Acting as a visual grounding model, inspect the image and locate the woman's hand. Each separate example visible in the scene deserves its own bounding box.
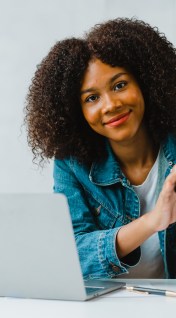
[149,165,176,232]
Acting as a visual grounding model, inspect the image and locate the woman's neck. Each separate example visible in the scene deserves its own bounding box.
[108,128,159,185]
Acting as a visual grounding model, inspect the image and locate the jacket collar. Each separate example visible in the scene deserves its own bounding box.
[89,141,124,186]
[162,134,176,166]
[89,134,176,186]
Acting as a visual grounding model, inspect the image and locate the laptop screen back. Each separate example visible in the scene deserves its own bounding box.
[0,193,87,300]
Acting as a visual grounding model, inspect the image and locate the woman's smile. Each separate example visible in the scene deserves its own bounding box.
[104,110,132,127]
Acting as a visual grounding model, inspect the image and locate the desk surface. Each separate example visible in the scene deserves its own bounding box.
[1,280,176,318]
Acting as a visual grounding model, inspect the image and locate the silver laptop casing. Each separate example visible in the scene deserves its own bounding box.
[0,194,124,300]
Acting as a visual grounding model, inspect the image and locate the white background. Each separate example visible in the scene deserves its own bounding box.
[0,0,176,193]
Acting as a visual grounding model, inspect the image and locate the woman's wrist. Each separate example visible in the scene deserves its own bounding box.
[116,211,156,259]
[143,210,159,234]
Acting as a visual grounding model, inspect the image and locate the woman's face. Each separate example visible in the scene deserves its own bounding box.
[80,59,145,145]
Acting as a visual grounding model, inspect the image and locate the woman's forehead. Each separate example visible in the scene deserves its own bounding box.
[81,58,128,89]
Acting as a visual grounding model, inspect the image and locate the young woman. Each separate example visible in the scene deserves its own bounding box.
[25,18,176,279]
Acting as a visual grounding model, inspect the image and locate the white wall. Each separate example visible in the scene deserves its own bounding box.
[0,0,175,193]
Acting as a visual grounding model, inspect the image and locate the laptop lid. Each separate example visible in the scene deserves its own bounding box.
[0,193,124,300]
[0,193,87,300]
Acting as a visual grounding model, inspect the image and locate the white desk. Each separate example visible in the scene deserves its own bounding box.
[1,280,176,318]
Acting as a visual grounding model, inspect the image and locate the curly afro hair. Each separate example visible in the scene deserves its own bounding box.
[24,18,176,166]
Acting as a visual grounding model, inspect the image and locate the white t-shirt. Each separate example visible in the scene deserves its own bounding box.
[120,150,165,278]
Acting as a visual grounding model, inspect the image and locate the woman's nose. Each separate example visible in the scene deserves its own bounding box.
[101,93,123,114]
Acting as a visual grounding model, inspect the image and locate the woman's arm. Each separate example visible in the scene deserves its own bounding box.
[116,165,176,258]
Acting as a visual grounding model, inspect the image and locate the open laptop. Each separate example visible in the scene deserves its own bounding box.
[0,193,124,301]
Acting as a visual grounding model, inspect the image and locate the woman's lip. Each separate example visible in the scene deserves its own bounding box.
[105,111,131,127]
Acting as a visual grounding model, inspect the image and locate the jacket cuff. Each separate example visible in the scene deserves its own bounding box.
[98,228,128,277]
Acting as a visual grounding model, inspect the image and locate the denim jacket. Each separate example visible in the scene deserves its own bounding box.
[53,134,176,279]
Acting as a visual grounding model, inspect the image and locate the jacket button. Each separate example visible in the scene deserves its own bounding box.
[110,263,119,273]
[94,205,101,216]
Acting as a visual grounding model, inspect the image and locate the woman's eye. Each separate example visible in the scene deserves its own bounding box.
[114,81,127,91]
[85,95,99,103]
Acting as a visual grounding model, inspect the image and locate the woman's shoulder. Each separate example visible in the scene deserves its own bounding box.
[54,156,91,176]
[162,133,176,161]
[165,133,176,147]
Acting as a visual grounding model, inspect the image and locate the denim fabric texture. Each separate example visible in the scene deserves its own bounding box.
[53,134,176,279]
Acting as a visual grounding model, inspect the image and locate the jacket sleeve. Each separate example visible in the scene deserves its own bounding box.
[53,158,128,279]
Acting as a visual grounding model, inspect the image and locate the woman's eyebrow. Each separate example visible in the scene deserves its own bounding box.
[109,72,128,84]
[80,87,97,96]
[80,72,128,96]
